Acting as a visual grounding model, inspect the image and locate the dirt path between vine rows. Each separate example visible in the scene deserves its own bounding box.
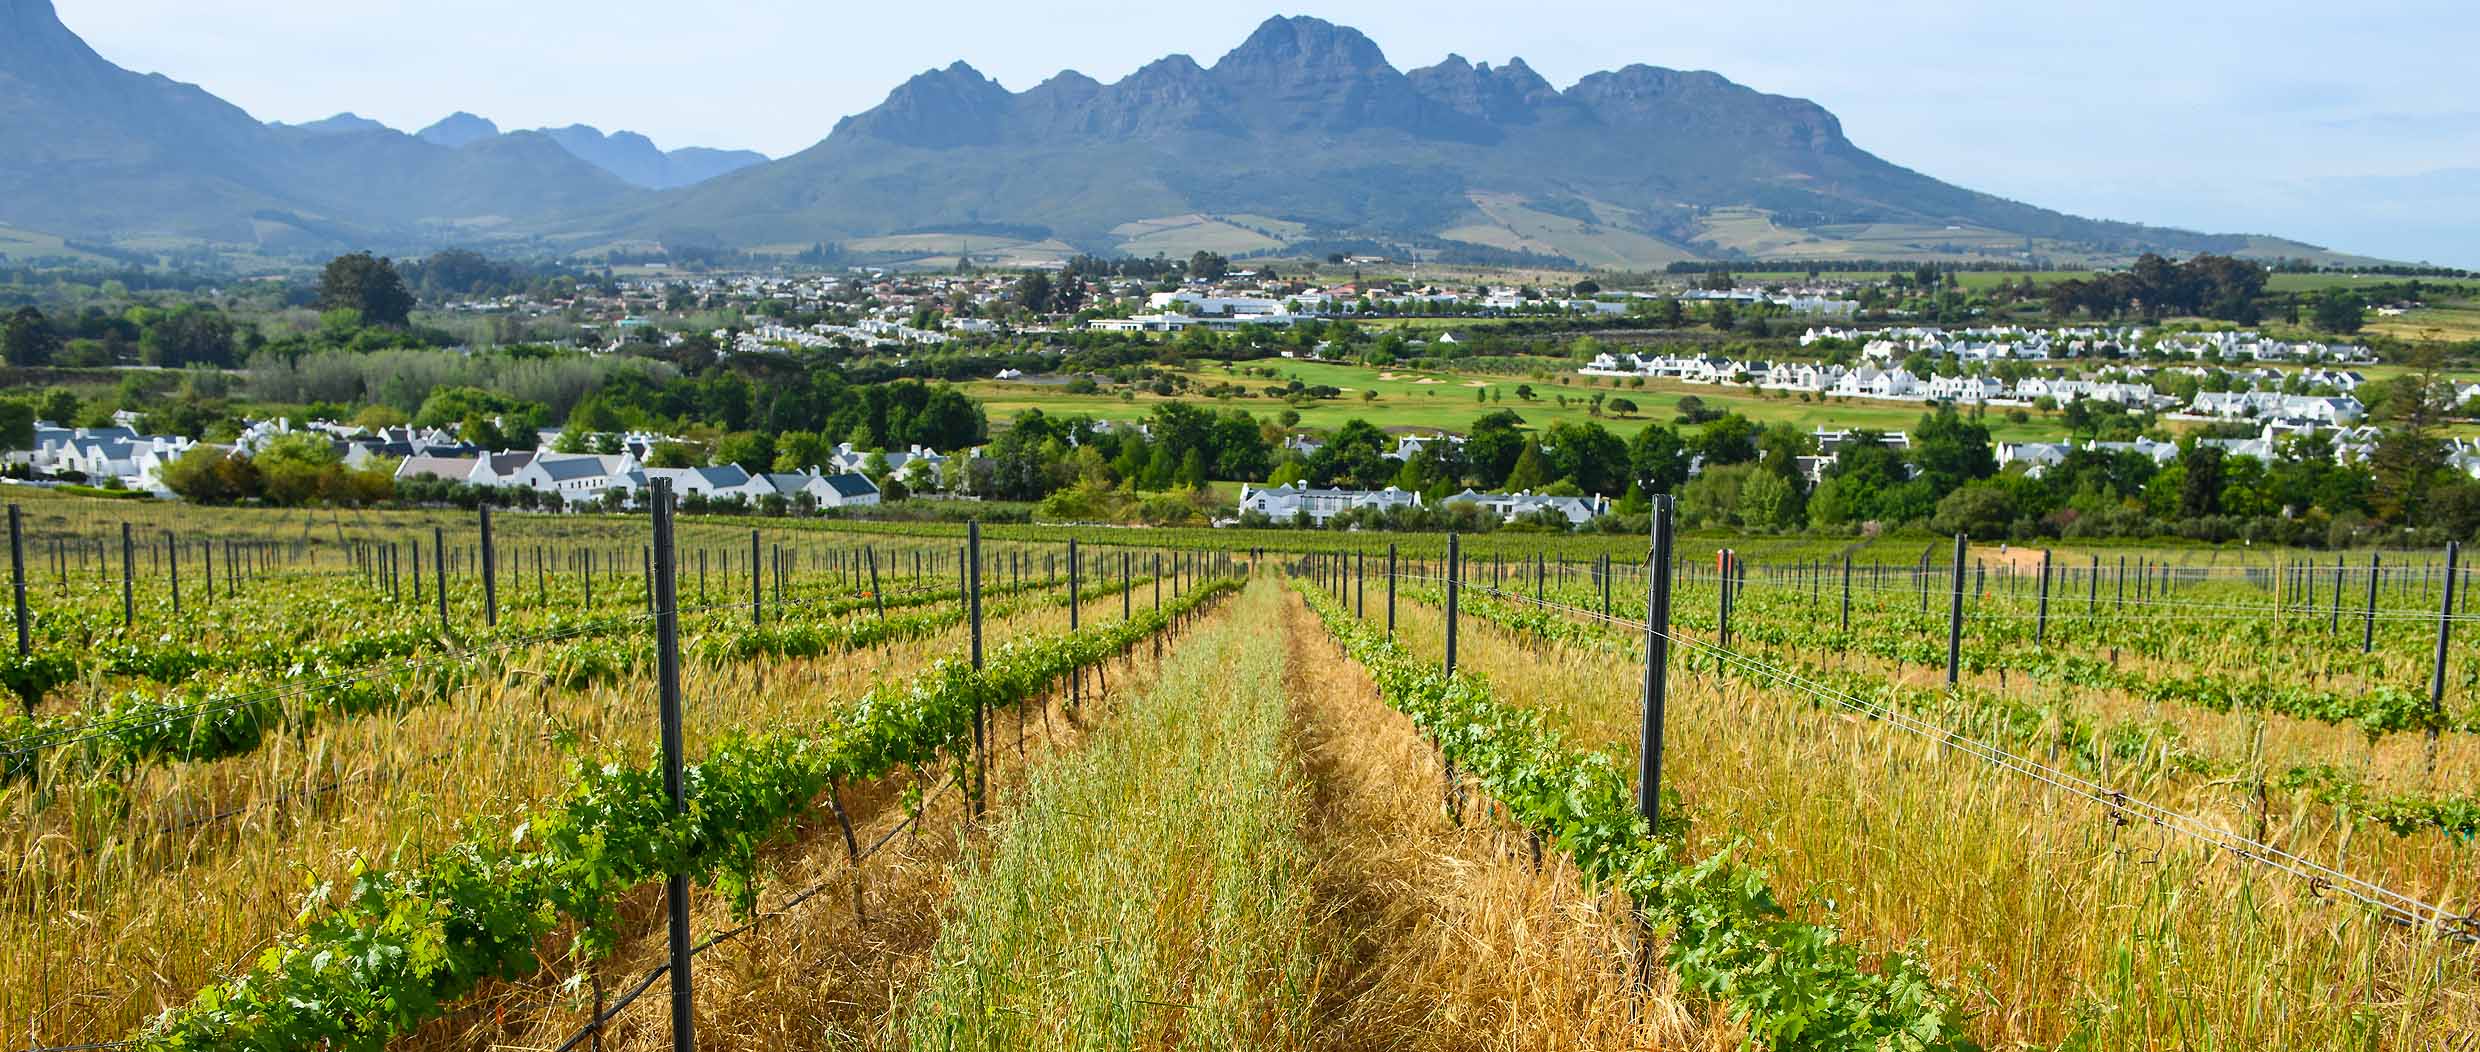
[1277,593,1722,1052]
[401,600,1225,1052]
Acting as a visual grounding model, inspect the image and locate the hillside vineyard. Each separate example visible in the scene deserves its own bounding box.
[3,492,2476,1049]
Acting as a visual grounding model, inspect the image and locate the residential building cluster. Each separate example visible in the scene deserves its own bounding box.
[7,421,196,495]
[1797,325,2373,365]
[1235,481,1611,526]
[1583,334,2374,430]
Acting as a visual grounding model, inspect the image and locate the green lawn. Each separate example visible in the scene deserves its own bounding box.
[2369,300,2480,343]
[964,359,2075,440]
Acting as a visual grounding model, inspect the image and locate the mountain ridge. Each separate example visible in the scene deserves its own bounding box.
[602,15,2358,267]
[0,4,2381,266]
[412,113,769,189]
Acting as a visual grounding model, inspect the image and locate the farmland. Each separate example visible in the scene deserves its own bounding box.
[4,490,2479,1051]
[963,359,2083,441]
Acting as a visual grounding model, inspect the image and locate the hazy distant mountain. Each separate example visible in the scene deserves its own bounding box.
[279,112,392,136]
[0,0,638,247]
[414,111,499,147]
[0,1,2383,265]
[537,125,767,190]
[600,16,2373,267]
[410,114,766,189]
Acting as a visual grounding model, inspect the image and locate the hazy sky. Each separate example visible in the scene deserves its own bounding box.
[57,1,2480,265]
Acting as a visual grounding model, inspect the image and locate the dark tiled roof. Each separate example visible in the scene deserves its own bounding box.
[822,472,878,498]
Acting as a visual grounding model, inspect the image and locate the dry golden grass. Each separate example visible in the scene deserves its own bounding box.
[0,585,1149,1047]
[1380,595,2480,1050]
[1276,592,1730,1052]
[892,583,1313,1051]
[409,586,1220,1052]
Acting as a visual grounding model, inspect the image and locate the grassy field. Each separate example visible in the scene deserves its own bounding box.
[2370,299,2480,343]
[897,585,1314,1049]
[967,358,2077,440]
[1372,579,2480,1049]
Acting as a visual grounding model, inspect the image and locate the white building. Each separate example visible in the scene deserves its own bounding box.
[1237,482,1422,525]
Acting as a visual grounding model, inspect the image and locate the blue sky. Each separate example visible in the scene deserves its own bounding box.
[59,1,2480,266]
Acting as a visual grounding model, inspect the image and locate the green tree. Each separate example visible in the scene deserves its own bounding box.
[40,390,79,427]
[161,446,257,503]
[1209,409,1272,481]
[1142,444,1179,490]
[254,432,344,504]
[1692,414,1760,467]
[0,398,35,452]
[978,426,1066,501]
[1464,410,1530,486]
[1740,468,1798,529]
[1178,447,1208,488]
[1930,480,2015,537]
[1627,423,1692,494]
[2369,357,2451,521]
[565,394,627,435]
[2313,291,2366,334]
[1308,419,1394,489]
[1013,272,1055,314]
[1679,462,1751,526]
[3,307,61,367]
[139,306,236,367]
[1911,405,1997,495]
[773,432,834,473]
[712,432,775,474]
[2178,447,2225,519]
[1504,441,1553,491]
[1540,421,1627,495]
[646,441,698,468]
[317,252,417,327]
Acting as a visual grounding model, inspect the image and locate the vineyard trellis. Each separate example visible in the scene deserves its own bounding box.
[1290,514,2480,948]
[3,491,1250,1052]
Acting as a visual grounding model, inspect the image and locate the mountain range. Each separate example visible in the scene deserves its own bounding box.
[0,1,2380,268]
[409,114,769,190]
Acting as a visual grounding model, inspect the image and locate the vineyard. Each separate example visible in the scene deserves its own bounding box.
[3,486,2478,1050]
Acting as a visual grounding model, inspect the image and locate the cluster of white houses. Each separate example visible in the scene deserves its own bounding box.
[1994,421,2438,477]
[7,416,893,509]
[1579,351,2370,428]
[1245,415,2480,527]
[396,452,884,509]
[1083,283,1858,334]
[7,420,197,495]
[1797,325,2375,365]
[378,430,908,509]
[1236,481,1613,526]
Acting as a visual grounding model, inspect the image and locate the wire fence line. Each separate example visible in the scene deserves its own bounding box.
[0,572,1079,763]
[8,767,971,1052]
[1354,566,2480,945]
[546,766,964,1052]
[1389,561,2480,624]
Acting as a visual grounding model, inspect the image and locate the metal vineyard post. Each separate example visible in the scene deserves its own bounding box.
[646,479,695,1052]
[1946,533,1966,688]
[8,504,25,661]
[479,505,497,628]
[967,521,985,818]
